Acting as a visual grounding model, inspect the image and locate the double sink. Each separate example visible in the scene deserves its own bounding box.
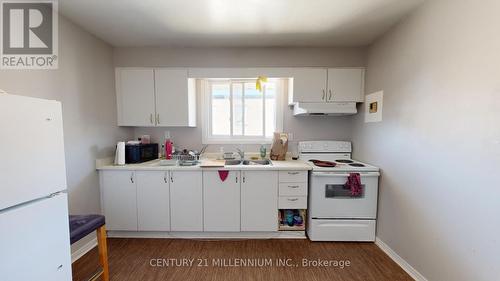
[225,159,272,166]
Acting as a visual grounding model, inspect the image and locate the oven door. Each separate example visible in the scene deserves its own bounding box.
[309,172,379,219]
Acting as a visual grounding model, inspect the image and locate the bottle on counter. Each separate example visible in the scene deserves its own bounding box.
[260,144,267,159]
[160,143,165,158]
[165,131,173,160]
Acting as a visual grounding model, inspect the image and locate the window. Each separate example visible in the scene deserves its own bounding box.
[202,78,284,144]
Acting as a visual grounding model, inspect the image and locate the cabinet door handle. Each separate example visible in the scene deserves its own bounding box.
[150,113,153,124]
[243,176,246,183]
[164,172,168,183]
[322,90,326,100]
[157,113,160,124]
[329,89,332,100]
[130,173,134,183]
[236,176,238,183]
[288,171,299,175]
[289,185,299,188]
[287,198,299,202]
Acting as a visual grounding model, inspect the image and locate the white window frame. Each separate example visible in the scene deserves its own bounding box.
[201,78,284,144]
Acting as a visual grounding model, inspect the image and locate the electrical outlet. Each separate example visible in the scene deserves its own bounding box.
[288,132,294,141]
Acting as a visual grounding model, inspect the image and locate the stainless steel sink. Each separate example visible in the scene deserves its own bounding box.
[224,160,242,165]
[242,159,272,165]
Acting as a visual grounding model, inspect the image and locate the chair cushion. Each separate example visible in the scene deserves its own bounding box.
[69,215,105,245]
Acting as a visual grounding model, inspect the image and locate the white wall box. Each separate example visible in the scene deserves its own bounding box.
[241,171,279,231]
[100,171,138,231]
[136,171,170,231]
[170,171,203,231]
[116,67,196,127]
[288,68,364,104]
[203,171,241,232]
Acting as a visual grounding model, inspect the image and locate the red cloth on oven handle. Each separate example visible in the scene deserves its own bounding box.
[218,170,229,182]
[345,173,362,197]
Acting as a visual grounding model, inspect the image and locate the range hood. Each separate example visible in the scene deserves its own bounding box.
[292,102,357,116]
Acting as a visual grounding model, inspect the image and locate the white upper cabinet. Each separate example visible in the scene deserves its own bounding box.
[116,67,196,127]
[288,68,365,104]
[327,68,364,102]
[154,68,196,127]
[116,68,156,126]
[288,68,328,104]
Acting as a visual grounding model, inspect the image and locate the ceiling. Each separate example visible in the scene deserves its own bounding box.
[58,0,424,47]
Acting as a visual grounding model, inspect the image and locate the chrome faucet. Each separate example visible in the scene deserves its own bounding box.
[236,148,245,160]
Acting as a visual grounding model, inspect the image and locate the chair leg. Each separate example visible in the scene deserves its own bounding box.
[96,225,109,281]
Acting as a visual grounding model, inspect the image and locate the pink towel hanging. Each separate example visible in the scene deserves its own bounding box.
[218,170,229,182]
[345,173,362,197]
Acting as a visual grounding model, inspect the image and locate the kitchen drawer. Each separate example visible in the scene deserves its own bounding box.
[307,219,376,241]
[279,183,307,196]
[279,196,307,209]
[279,171,307,183]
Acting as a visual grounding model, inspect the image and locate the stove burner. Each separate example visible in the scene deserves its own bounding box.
[335,159,354,164]
[309,159,337,167]
[349,163,365,167]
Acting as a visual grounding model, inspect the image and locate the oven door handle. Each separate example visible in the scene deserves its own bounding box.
[312,172,380,177]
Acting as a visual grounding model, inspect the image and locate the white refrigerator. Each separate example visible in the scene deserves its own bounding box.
[0,93,72,281]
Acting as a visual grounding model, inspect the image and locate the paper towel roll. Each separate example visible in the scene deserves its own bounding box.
[114,141,126,165]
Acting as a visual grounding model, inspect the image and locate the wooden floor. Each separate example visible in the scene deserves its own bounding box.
[72,238,413,281]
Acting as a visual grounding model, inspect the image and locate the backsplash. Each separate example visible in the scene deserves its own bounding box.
[133,111,354,155]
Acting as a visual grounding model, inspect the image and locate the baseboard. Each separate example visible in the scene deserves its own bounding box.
[106,231,307,239]
[375,237,428,281]
[71,237,97,263]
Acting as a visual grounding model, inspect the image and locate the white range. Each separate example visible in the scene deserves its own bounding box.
[299,141,380,242]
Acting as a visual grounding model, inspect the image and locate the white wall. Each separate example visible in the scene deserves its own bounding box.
[0,16,132,253]
[351,0,500,280]
[114,47,366,153]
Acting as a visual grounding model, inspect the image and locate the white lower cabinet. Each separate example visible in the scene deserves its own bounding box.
[100,171,138,231]
[170,171,203,231]
[136,171,170,231]
[241,171,278,231]
[100,168,301,234]
[203,171,241,232]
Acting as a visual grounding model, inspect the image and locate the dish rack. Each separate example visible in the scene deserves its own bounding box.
[172,154,200,161]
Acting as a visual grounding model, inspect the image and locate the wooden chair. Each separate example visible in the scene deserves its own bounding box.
[69,215,109,281]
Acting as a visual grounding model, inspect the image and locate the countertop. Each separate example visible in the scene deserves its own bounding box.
[96,158,312,171]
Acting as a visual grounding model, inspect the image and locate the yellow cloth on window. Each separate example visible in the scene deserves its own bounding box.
[256,76,268,92]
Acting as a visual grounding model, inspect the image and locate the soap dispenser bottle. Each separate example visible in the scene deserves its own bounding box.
[164,131,173,160]
[260,144,267,159]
